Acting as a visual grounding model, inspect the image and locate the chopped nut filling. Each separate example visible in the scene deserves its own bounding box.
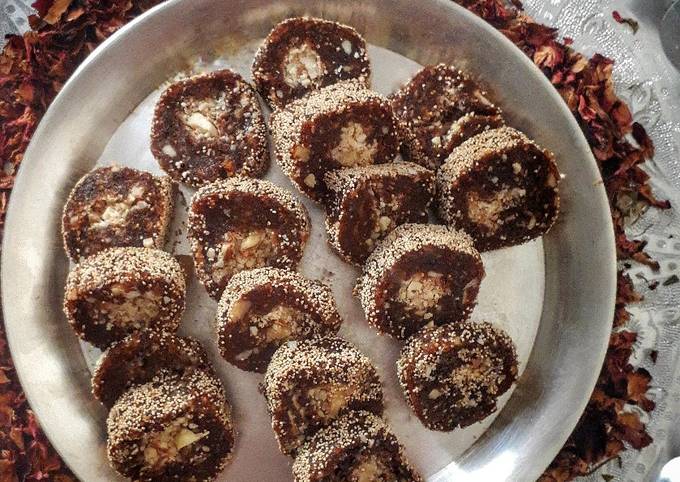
[141,416,208,469]
[230,299,252,321]
[449,352,497,408]
[368,203,394,242]
[397,272,448,317]
[208,229,277,283]
[259,305,307,342]
[87,184,147,230]
[283,43,325,88]
[350,455,394,482]
[179,94,229,140]
[467,187,526,232]
[233,305,309,361]
[331,122,377,167]
[291,383,355,423]
[314,383,355,418]
[100,286,161,328]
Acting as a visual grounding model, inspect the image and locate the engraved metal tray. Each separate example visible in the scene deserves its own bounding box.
[0,0,617,480]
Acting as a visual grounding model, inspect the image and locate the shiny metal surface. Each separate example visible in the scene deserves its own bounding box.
[0,0,616,481]
[661,0,680,70]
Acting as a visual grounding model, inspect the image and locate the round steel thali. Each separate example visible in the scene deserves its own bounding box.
[1,0,617,480]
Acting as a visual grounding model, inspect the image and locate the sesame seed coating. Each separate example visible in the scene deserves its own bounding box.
[62,165,175,262]
[63,247,186,349]
[188,176,310,300]
[107,369,235,481]
[270,80,401,203]
[92,331,212,409]
[439,126,534,179]
[151,69,269,187]
[390,63,502,170]
[292,411,422,482]
[397,321,518,431]
[324,162,435,265]
[262,336,384,456]
[436,126,561,251]
[356,223,484,340]
[216,267,343,373]
[252,17,370,108]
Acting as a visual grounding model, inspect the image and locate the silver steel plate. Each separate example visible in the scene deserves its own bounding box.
[1,0,616,480]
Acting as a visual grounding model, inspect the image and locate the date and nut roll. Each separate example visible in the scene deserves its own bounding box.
[391,63,504,170]
[63,247,186,349]
[107,370,235,482]
[436,126,560,251]
[252,17,370,108]
[262,337,383,456]
[216,267,342,373]
[397,321,518,431]
[188,177,310,300]
[62,166,174,262]
[292,411,422,482]
[151,69,268,187]
[92,331,212,409]
[355,224,484,340]
[324,162,435,265]
[271,80,401,203]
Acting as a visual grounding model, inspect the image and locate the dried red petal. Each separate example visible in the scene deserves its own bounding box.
[534,42,564,69]
[612,11,640,34]
[627,369,655,411]
[42,0,74,25]
[30,0,54,18]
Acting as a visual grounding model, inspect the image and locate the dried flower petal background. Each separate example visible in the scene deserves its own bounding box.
[0,0,679,480]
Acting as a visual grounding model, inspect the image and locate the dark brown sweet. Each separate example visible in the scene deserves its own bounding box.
[107,370,234,482]
[292,411,422,482]
[355,224,484,340]
[391,63,503,170]
[92,331,211,409]
[63,247,186,350]
[324,162,435,265]
[445,112,505,150]
[271,80,401,203]
[62,166,174,262]
[262,337,383,456]
[188,177,310,300]
[151,69,268,187]
[436,126,560,251]
[252,17,370,108]
[216,267,342,373]
[397,321,518,431]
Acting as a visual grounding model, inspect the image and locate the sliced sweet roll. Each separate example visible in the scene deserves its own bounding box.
[62,166,174,262]
[446,112,505,150]
[216,267,342,373]
[355,224,484,340]
[92,331,211,409]
[391,63,503,170]
[151,69,268,187]
[436,126,560,251]
[188,177,310,300]
[252,17,370,108]
[324,162,435,265]
[63,248,185,349]
[262,337,383,456]
[397,321,518,431]
[292,411,422,482]
[271,80,401,203]
[107,370,235,482]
